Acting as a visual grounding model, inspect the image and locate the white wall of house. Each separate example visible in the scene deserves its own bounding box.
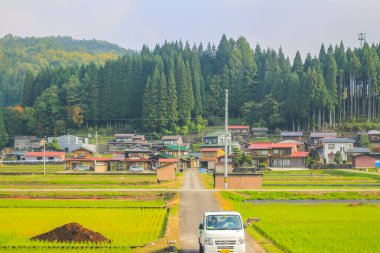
[48,135,95,152]
[323,142,353,163]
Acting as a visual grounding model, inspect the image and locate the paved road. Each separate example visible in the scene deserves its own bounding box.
[179,169,258,253]
[179,169,220,252]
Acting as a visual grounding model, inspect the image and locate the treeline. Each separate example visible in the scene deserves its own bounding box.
[0,34,130,106]
[3,35,380,140]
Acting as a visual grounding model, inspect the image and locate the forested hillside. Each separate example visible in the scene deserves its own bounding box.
[0,34,131,106]
[3,35,380,140]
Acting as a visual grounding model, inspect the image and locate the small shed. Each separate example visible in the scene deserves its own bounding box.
[352,154,376,168]
[214,173,263,189]
[94,162,107,173]
[157,163,176,181]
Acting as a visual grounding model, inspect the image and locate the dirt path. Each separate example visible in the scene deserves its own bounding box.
[179,169,263,253]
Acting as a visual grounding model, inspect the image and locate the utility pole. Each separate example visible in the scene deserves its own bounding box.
[178,136,181,172]
[224,89,228,190]
[95,131,98,154]
[43,136,46,175]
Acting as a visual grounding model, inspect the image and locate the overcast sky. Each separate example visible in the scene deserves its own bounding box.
[1,0,379,59]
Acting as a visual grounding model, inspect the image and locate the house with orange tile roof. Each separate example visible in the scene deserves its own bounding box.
[228,125,250,141]
[248,142,309,168]
[24,151,65,161]
[199,147,225,169]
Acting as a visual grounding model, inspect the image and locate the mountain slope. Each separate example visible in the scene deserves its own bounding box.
[0,34,132,106]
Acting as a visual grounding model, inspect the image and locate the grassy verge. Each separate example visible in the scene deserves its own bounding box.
[198,173,214,189]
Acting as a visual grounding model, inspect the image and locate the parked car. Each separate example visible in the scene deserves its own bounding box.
[129,166,144,172]
[74,165,90,171]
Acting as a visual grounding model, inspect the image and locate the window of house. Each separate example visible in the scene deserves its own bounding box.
[328,144,335,149]
[259,150,268,155]
[273,149,279,154]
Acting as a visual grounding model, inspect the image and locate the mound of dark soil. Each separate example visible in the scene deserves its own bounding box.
[31,222,111,243]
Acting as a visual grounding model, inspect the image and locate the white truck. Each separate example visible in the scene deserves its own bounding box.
[198,211,246,253]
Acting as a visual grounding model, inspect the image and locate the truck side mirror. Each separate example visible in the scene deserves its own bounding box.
[199,222,204,230]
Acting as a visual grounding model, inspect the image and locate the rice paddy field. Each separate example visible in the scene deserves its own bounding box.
[0,199,169,252]
[0,164,64,173]
[0,173,183,189]
[221,192,380,253]
[199,169,380,189]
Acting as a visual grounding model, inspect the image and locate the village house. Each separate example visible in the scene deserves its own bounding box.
[280,131,304,141]
[247,142,272,166]
[308,132,337,146]
[271,142,308,167]
[65,147,112,171]
[14,136,45,151]
[123,144,152,170]
[199,147,225,170]
[251,127,268,138]
[248,142,309,168]
[203,130,231,145]
[368,130,380,143]
[200,130,239,154]
[108,134,148,151]
[161,135,183,145]
[228,125,250,141]
[48,135,96,153]
[154,145,196,169]
[321,138,355,163]
[24,151,65,162]
[215,155,233,173]
[157,145,189,158]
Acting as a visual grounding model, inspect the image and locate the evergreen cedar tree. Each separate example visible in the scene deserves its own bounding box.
[1,35,380,143]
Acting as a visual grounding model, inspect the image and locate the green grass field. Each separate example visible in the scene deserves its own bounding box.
[0,173,183,189]
[0,199,169,252]
[199,169,380,189]
[0,164,65,173]
[228,201,380,253]
[221,191,380,201]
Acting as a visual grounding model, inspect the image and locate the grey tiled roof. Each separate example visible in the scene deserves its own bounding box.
[321,138,355,143]
[310,132,337,138]
[346,148,370,153]
[281,131,303,137]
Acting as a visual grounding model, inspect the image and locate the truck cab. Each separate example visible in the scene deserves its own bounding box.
[198,211,246,253]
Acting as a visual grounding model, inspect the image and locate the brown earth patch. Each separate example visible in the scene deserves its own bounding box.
[31,222,111,243]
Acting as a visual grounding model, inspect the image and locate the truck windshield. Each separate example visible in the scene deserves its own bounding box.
[205,215,242,230]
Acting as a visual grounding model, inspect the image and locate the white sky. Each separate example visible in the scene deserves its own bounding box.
[0,0,379,59]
